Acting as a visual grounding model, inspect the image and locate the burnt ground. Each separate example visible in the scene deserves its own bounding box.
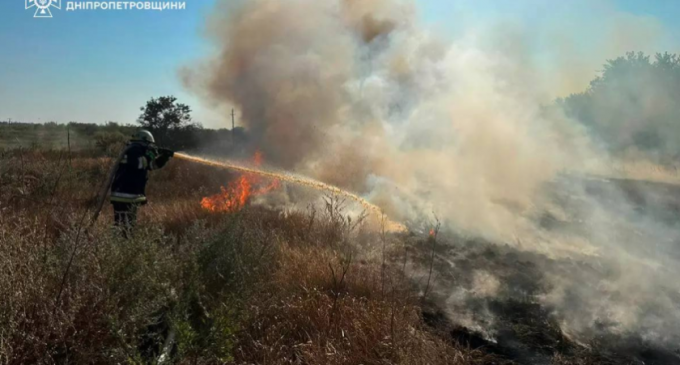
[405,176,680,364]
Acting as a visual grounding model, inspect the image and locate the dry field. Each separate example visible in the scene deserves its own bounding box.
[2,148,677,364]
[0,148,494,364]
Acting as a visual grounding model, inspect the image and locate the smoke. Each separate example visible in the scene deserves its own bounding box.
[182,0,576,236]
[182,0,680,351]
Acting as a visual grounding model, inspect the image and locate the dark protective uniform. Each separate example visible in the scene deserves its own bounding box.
[110,141,171,233]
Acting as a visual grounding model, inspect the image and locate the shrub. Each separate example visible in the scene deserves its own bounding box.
[94,131,127,156]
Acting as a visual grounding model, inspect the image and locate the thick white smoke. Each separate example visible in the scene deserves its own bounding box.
[182,0,583,238]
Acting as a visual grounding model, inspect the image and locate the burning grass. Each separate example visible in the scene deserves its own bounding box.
[200,152,281,213]
[3,148,674,364]
[0,148,494,364]
[10,147,668,364]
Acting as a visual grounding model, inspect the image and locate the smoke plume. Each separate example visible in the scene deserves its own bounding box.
[183,0,680,351]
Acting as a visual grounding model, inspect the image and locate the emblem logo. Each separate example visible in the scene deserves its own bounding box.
[26,0,62,18]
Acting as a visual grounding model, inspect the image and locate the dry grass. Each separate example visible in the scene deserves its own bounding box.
[585,157,680,185]
[0,148,492,364]
[236,244,489,365]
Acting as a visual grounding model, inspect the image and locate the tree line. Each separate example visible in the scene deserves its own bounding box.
[560,52,680,162]
[3,51,679,162]
[0,97,248,156]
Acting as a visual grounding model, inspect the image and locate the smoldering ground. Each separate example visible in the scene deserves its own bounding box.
[414,176,680,363]
[182,0,680,361]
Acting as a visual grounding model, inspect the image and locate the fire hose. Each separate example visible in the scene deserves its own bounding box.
[174,152,407,232]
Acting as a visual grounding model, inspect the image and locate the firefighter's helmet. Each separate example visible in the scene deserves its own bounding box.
[132,130,155,144]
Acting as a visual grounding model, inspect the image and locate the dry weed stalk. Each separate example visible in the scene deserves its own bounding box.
[423,215,441,302]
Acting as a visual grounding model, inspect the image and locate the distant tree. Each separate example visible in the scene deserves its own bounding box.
[137,96,199,146]
[561,52,680,159]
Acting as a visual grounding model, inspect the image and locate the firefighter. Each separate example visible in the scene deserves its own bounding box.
[110,130,173,235]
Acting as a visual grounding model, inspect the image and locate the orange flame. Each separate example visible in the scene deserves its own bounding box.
[200,151,281,213]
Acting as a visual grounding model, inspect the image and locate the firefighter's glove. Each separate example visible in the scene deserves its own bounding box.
[156,154,171,167]
[159,148,175,158]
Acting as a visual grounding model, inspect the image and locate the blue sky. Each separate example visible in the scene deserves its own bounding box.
[1,0,679,129]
